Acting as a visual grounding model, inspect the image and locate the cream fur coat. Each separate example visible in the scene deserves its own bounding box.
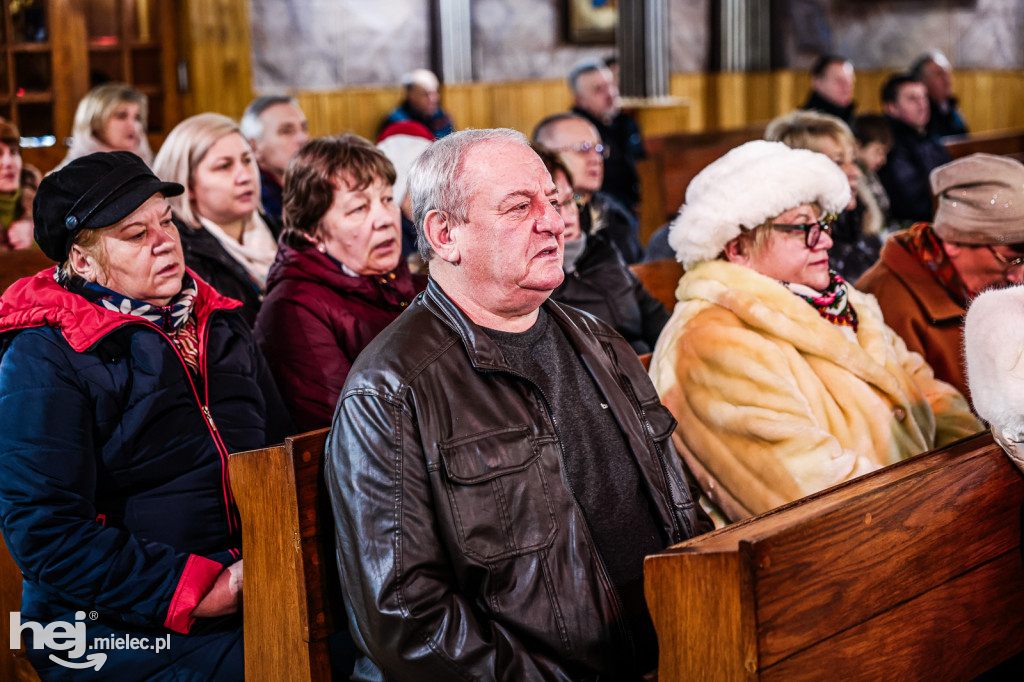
[650,260,981,521]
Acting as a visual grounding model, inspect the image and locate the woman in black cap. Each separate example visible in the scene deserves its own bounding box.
[0,151,292,681]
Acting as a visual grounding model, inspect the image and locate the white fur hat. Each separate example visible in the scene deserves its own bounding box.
[668,140,851,268]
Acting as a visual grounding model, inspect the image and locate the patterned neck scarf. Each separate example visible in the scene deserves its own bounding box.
[895,222,972,306]
[782,270,859,333]
[58,269,202,376]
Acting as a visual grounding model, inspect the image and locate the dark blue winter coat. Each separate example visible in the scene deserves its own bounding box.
[0,267,292,639]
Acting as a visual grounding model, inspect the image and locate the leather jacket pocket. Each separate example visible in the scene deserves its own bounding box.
[439,426,557,562]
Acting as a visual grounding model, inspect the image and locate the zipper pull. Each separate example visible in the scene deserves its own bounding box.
[202,405,218,432]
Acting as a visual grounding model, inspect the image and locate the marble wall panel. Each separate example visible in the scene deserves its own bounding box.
[786,0,1024,70]
[250,0,1023,92]
[472,0,609,82]
[251,0,429,90]
[669,0,710,72]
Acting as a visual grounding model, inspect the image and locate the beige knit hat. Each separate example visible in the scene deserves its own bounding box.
[930,153,1024,245]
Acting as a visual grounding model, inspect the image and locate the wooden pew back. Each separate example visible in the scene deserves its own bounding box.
[636,125,766,242]
[645,432,1024,681]
[630,258,684,314]
[230,428,343,682]
[1,536,42,682]
[0,250,51,294]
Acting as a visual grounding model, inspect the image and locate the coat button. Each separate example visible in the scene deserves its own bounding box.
[893,407,907,422]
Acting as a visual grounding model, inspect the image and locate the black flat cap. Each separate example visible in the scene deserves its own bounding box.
[34,151,184,262]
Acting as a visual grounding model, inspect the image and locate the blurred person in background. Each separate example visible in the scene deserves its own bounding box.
[55,83,153,170]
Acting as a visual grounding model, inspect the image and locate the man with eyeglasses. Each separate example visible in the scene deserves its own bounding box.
[533,112,644,263]
[568,59,646,216]
[859,153,1024,403]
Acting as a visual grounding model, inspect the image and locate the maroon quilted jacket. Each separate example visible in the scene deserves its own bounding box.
[254,243,426,432]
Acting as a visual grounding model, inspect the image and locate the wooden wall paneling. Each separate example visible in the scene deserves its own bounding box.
[669,72,708,132]
[443,81,493,132]
[707,72,750,130]
[154,0,183,151]
[30,0,90,173]
[744,71,780,124]
[180,0,253,120]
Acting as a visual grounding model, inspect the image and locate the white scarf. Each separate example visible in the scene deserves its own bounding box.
[199,213,278,290]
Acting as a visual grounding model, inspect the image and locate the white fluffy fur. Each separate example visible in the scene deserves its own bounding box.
[965,285,1024,437]
[668,140,852,269]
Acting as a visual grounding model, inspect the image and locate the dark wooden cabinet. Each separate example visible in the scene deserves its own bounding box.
[0,0,181,173]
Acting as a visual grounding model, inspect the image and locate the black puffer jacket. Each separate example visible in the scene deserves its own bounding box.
[326,279,711,682]
[552,232,669,354]
[178,214,282,326]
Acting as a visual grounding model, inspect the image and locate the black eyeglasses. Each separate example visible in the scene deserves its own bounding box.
[556,142,610,159]
[986,245,1024,273]
[773,216,838,249]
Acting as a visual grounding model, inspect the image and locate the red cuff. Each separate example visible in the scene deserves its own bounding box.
[163,554,223,634]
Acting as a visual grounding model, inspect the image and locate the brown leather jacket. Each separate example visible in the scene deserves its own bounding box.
[857,236,969,402]
[326,278,710,681]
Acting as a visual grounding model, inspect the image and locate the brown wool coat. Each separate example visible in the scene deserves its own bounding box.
[857,236,969,403]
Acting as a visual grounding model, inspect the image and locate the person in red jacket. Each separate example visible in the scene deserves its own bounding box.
[254,134,426,432]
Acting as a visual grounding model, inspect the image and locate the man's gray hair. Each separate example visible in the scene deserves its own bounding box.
[568,59,606,94]
[409,128,530,263]
[240,95,298,141]
[910,50,952,79]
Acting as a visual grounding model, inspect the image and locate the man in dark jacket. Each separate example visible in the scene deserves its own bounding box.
[878,73,952,224]
[911,51,969,138]
[569,59,646,214]
[801,54,856,125]
[326,129,711,682]
[534,112,644,263]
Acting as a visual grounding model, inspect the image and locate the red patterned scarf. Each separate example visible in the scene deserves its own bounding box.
[895,222,972,306]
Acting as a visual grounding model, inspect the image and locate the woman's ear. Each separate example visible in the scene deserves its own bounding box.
[723,236,750,266]
[68,244,100,282]
[424,210,460,264]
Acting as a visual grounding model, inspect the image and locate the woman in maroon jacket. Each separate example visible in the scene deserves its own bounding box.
[255,135,426,431]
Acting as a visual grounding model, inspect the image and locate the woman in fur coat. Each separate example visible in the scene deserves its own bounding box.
[649,140,980,523]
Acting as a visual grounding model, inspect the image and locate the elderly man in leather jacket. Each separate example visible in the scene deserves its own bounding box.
[325,128,711,682]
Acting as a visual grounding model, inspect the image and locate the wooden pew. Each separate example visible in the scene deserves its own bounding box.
[630,258,684,314]
[943,127,1024,162]
[0,250,51,294]
[635,126,1024,246]
[645,432,1024,681]
[636,124,766,242]
[1,536,42,682]
[230,428,343,682]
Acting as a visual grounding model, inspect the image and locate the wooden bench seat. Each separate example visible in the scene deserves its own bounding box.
[232,426,1024,680]
[230,428,343,682]
[0,250,51,294]
[645,431,1024,681]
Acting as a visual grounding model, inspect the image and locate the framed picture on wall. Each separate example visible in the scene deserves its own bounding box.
[566,0,617,45]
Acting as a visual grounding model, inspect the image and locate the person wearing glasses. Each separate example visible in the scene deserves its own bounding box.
[859,154,1024,403]
[532,112,643,263]
[533,145,668,353]
[649,140,979,522]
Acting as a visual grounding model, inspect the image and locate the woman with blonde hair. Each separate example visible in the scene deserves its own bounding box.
[153,113,280,325]
[56,83,153,169]
[765,109,881,282]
